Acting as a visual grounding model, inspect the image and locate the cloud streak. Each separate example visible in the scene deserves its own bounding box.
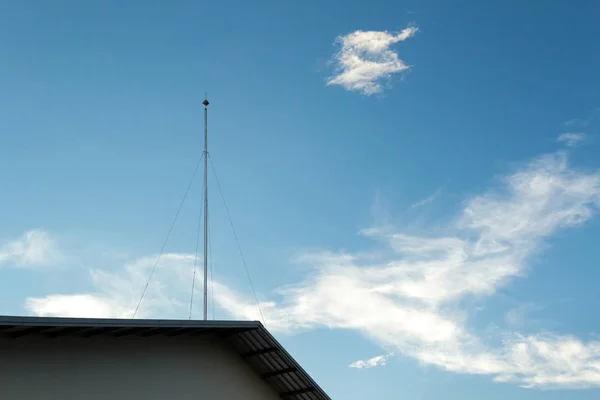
[25,252,267,323]
[564,108,600,128]
[0,230,62,268]
[411,185,444,208]
[327,25,418,95]
[505,303,542,327]
[350,353,393,369]
[557,133,586,147]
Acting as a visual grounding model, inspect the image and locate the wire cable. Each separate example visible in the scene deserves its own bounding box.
[208,154,266,326]
[209,221,215,319]
[189,183,204,320]
[132,154,203,319]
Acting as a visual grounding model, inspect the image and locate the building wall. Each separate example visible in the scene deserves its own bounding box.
[0,333,280,400]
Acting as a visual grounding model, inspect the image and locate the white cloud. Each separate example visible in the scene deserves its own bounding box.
[564,108,600,128]
[350,353,393,369]
[496,334,600,388]
[505,303,542,327]
[207,151,600,388]
[411,185,444,208]
[25,294,131,318]
[565,119,587,127]
[557,133,586,147]
[26,253,197,319]
[23,150,600,389]
[24,252,271,324]
[327,25,418,95]
[0,230,62,268]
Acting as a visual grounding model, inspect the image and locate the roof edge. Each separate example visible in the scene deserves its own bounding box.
[255,321,331,399]
[0,315,261,329]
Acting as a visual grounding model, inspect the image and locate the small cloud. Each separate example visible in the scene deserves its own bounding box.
[564,119,587,127]
[0,230,62,268]
[25,294,132,319]
[557,133,586,147]
[350,353,393,369]
[327,25,418,95]
[564,108,600,128]
[411,185,444,209]
[505,303,542,327]
[371,189,391,226]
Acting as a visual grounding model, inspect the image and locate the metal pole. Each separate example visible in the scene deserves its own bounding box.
[202,97,209,320]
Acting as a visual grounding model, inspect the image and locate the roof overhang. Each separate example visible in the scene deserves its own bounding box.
[0,316,330,400]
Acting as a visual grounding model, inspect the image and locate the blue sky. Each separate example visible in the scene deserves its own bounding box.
[1,0,600,398]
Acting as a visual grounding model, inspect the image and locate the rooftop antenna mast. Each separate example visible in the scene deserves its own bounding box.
[202,94,209,321]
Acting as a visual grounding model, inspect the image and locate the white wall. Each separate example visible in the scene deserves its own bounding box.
[0,333,281,400]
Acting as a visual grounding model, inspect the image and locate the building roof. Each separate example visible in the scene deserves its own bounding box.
[0,315,331,400]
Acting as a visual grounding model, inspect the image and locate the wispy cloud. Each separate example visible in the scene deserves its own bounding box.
[411,185,444,208]
[204,151,600,388]
[565,119,587,127]
[327,25,418,95]
[25,252,270,324]
[505,303,543,327]
[564,108,600,128]
[26,294,131,318]
[371,189,391,226]
[0,230,62,268]
[557,133,586,147]
[23,150,600,389]
[350,353,393,369]
[26,253,199,319]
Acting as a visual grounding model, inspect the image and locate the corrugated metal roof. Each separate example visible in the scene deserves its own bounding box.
[0,316,331,400]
